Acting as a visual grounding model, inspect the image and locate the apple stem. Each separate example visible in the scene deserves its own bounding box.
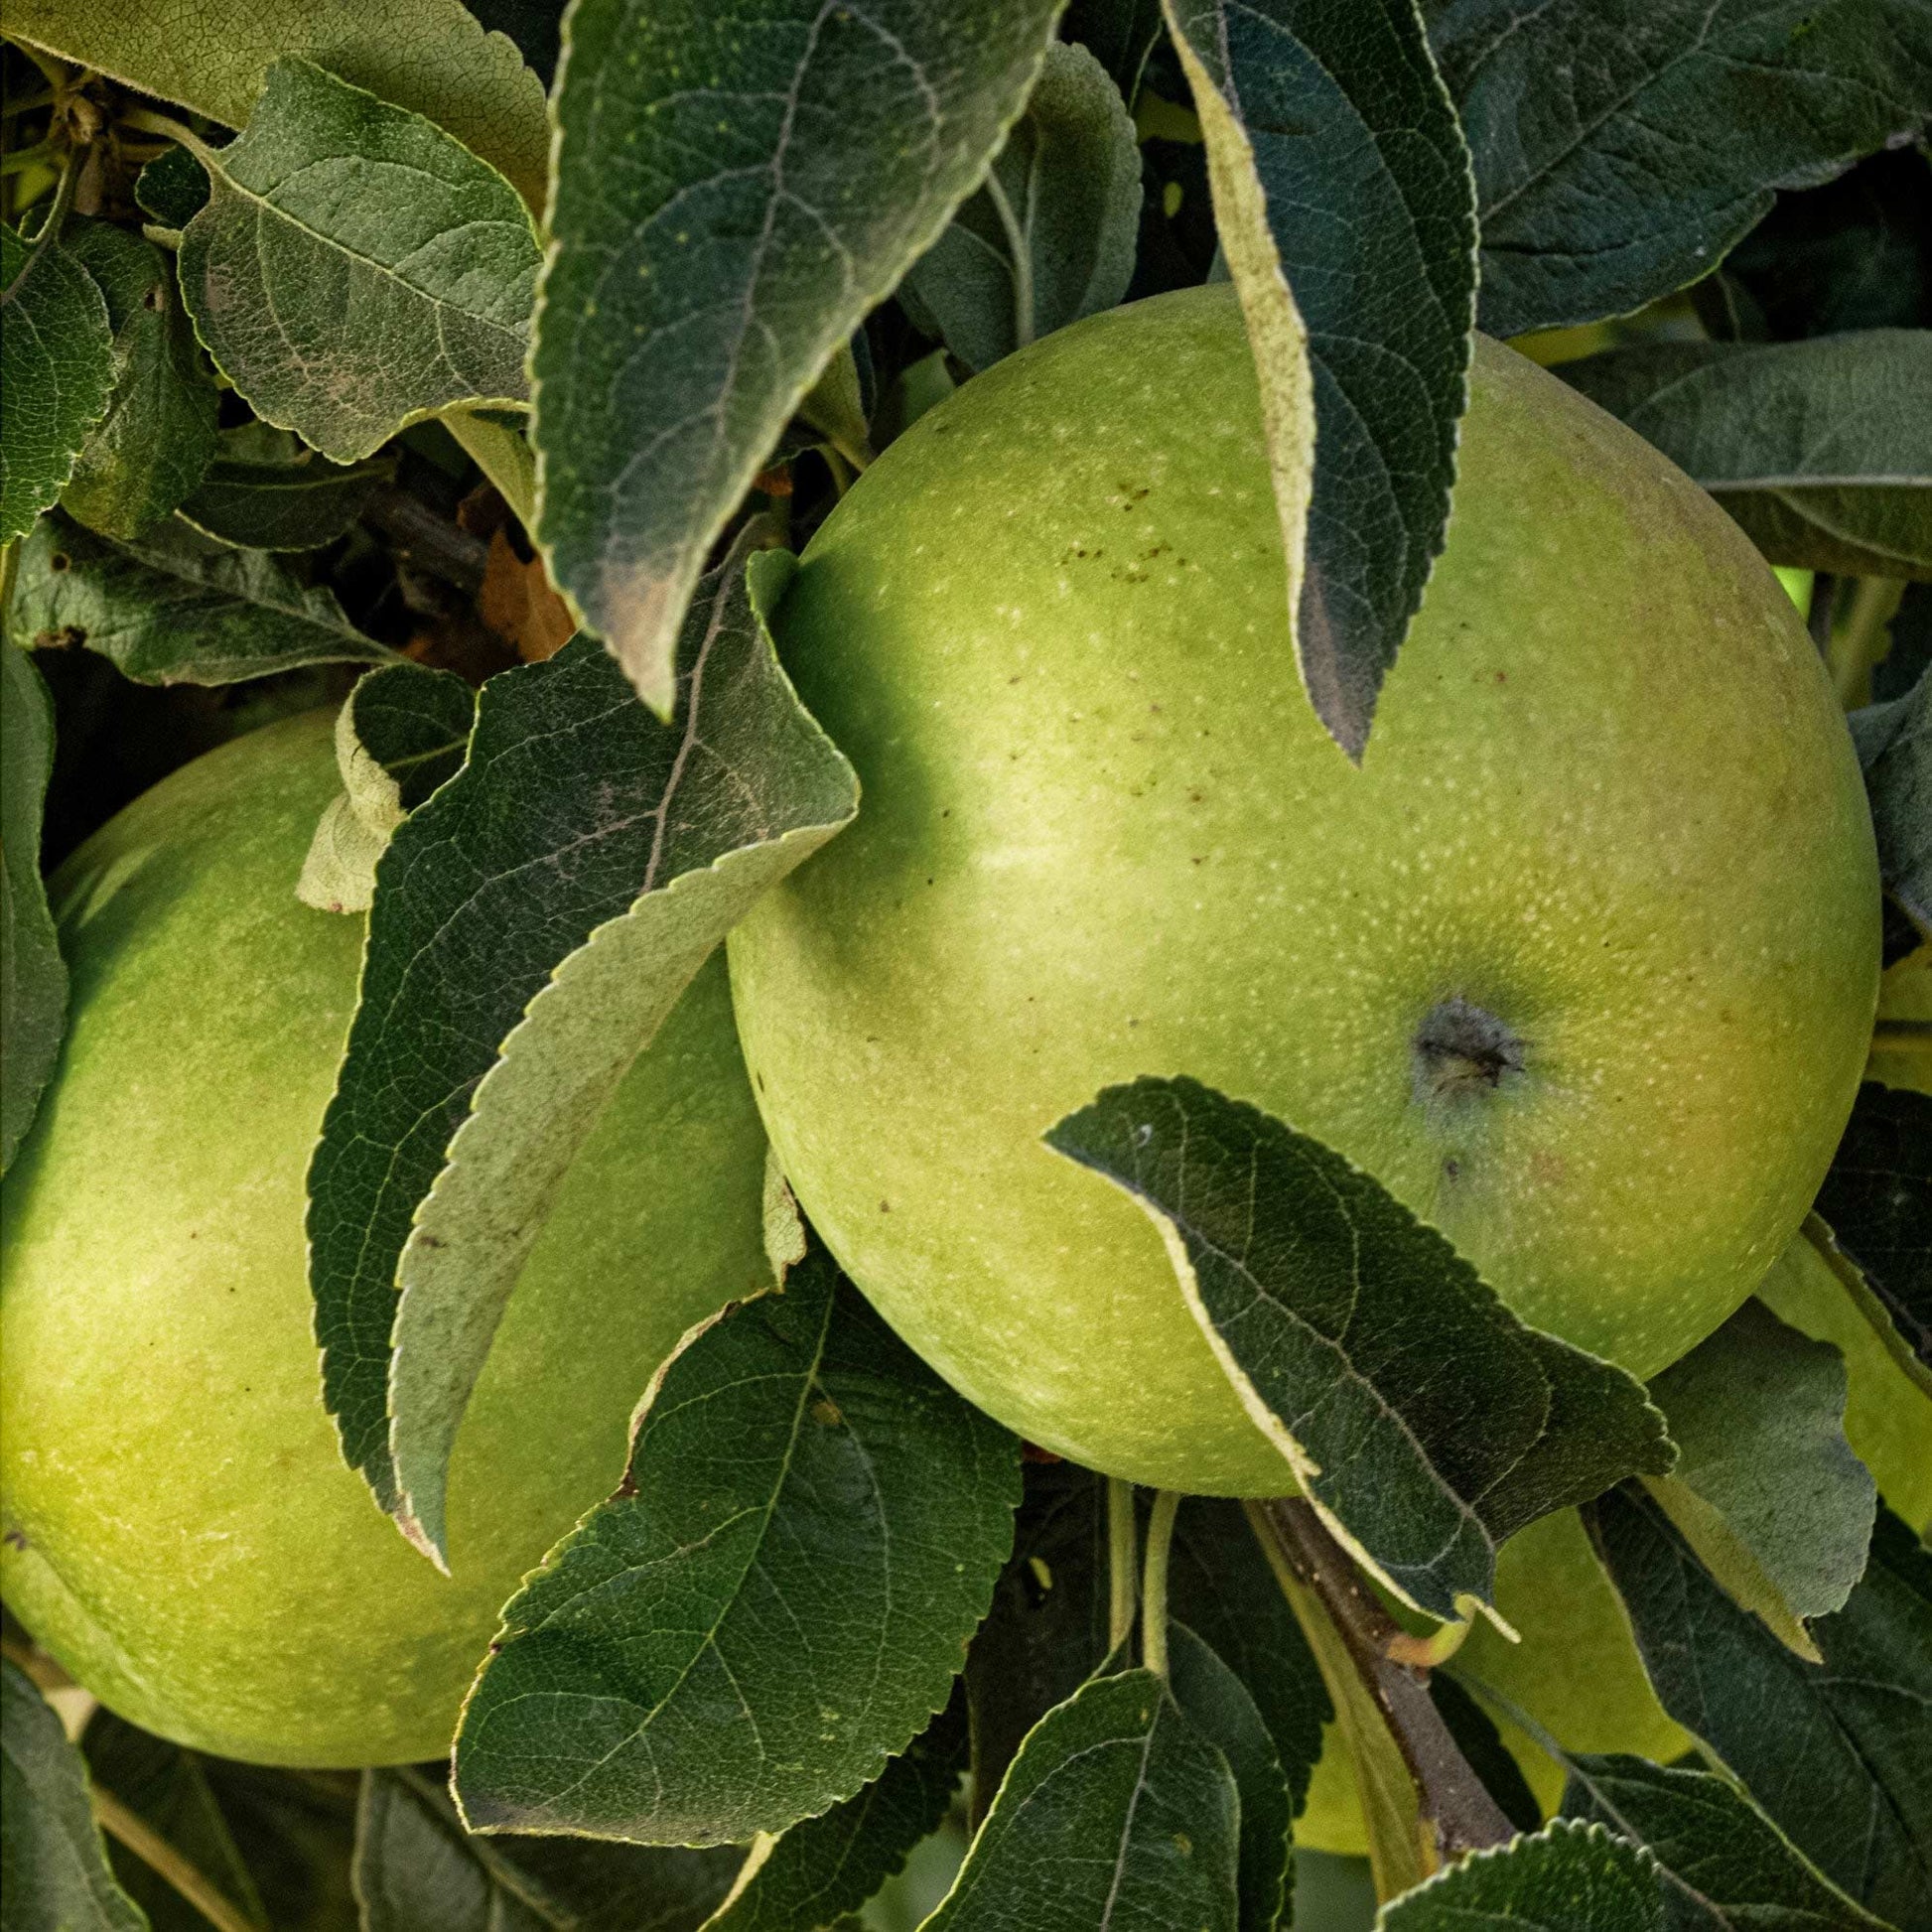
[1107,1476,1139,1653]
[1247,1496,1516,1860]
[1140,1489,1180,1681]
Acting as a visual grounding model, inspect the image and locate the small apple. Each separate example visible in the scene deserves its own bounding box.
[0,712,770,1767]
[728,281,1880,1497]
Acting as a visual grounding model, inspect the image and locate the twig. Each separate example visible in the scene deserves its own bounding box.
[91,1786,260,1932]
[363,488,489,596]
[1252,1497,1515,1860]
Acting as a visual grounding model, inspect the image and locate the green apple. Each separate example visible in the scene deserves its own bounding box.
[0,711,770,1767]
[728,280,1880,1498]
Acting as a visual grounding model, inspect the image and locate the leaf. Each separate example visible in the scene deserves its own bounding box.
[178,453,394,552]
[1560,1753,1890,1932]
[1642,1298,1875,1644]
[1560,334,1932,580]
[477,531,576,663]
[1062,0,1167,101]
[57,221,218,540]
[5,0,549,209]
[0,1658,147,1932]
[354,1765,740,1932]
[1167,1624,1293,1932]
[902,41,1142,373]
[1162,0,1476,759]
[1430,0,1932,339]
[702,1689,968,1931]
[297,661,475,914]
[173,60,541,464]
[922,1670,1241,1932]
[306,540,858,1562]
[1379,1818,1661,1931]
[1046,1076,1675,1618]
[1853,675,1932,934]
[0,221,115,545]
[1585,1486,1932,1929]
[454,1245,1022,1845]
[534,0,1063,715]
[1812,1083,1932,1382]
[0,636,66,1175]
[6,512,393,684]
[194,1760,360,1932]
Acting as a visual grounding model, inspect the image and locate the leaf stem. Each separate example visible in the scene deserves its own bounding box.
[2,139,82,303]
[91,1785,261,1932]
[117,106,213,165]
[1107,1476,1138,1652]
[1829,576,1905,709]
[1140,1489,1180,1680]
[982,167,1034,350]
[1247,1498,1515,1862]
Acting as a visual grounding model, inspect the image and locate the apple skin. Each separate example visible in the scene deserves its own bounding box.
[0,712,770,1767]
[729,280,1880,1497]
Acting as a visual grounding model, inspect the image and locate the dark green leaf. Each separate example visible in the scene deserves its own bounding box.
[134,147,209,230]
[1168,1624,1292,1932]
[1062,0,1165,101]
[924,1670,1240,1932]
[81,1713,266,1932]
[455,1246,1021,1845]
[1853,678,1932,935]
[195,1762,360,1932]
[354,1765,739,1931]
[1586,1486,1932,1929]
[1431,0,1932,338]
[1813,1083,1932,1380]
[1561,1753,1888,1932]
[297,661,476,915]
[1644,1298,1875,1635]
[1047,1076,1675,1618]
[0,636,66,1174]
[57,220,218,540]
[1430,1674,1542,1836]
[902,41,1142,373]
[5,0,549,209]
[1560,334,1932,580]
[1379,1818,1661,1931]
[179,454,393,552]
[175,59,540,462]
[7,512,392,685]
[0,1658,146,1932]
[0,222,115,545]
[535,0,1063,713]
[704,1688,968,1931]
[1163,0,1476,758]
[307,543,857,1562]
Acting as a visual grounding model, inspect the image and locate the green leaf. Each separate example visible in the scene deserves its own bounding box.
[6,512,393,684]
[454,1245,1022,1845]
[901,42,1142,373]
[0,222,115,545]
[1560,1753,1890,1932]
[56,221,218,541]
[534,0,1064,714]
[81,1712,267,1932]
[0,1658,147,1932]
[172,60,541,464]
[306,541,857,1563]
[354,1764,740,1931]
[297,661,475,914]
[1812,1083,1932,1385]
[702,1689,968,1932]
[1853,674,1932,933]
[179,452,393,552]
[0,635,66,1174]
[1062,0,1166,101]
[134,148,210,230]
[1431,0,1932,339]
[1642,1298,1876,1647]
[1379,1818,1661,1931]
[1586,1487,1932,1928]
[1046,1076,1675,1619]
[923,1670,1241,1932]
[1559,334,1932,580]
[1167,1624,1293,1932]
[6,0,548,209]
[1162,0,1476,759]
[193,1760,360,1932]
